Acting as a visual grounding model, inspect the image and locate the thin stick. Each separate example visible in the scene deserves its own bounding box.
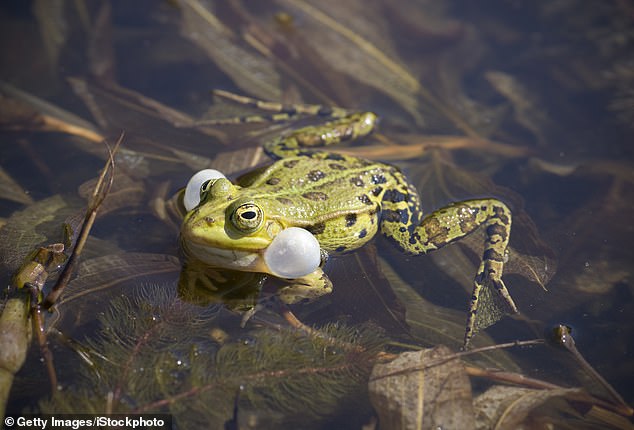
[551,325,634,416]
[464,366,562,390]
[369,339,545,381]
[275,300,365,354]
[42,133,123,309]
[28,284,58,393]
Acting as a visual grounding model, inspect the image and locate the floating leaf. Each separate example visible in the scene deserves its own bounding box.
[474,385,583,430]
[56,253,181,306]
[67,78,226,159]
[327,245,409,336]
[0,166,34,205]
[50,253,181,332]
[485,70,553,146]
[78,172,145,216]
[0,195,72,271]
[211,146,266,173]
[274,0,422,122]
[0,81,103,143]
[32,0,69,75]
[177,0,282,101]
[369,346,474,430]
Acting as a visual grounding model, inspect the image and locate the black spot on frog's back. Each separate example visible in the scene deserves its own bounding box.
[371,174,387,184]
[345,213,357,227]
[382,208,409,224]
[328,163,347,170]
[350,177,365,187]
[383,189,407,203]
[283,159,300,169]
[358,194,373,205]
[325,153,345,161]
[277,197,294,206]
[307,170,326,181]
[303,191,328,201]
[307,222,326,235]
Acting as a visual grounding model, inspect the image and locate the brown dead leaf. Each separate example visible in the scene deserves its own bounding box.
[474,385,583,430]
[0,81,103,142]
[369,346,474,430]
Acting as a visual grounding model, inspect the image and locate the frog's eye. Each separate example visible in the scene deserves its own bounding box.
[200,179,214,194]
[231,203,263,233]
[184,169,226,211]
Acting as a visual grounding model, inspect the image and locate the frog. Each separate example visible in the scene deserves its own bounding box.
[179,104,518,347]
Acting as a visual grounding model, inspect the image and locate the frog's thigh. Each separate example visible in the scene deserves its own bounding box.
[382,198,511,255]
[277,268,333,304]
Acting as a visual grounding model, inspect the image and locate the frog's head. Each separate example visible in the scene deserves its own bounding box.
[180,177,284,273]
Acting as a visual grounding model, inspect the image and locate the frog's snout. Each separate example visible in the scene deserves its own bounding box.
[181,213,216,239]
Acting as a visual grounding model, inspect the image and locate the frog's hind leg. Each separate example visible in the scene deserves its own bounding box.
[380,182,517,347]
[264,112,378,159]
[213,90,351,118]
[192,90,352,126]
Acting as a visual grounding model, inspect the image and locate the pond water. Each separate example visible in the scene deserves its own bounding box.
[1,1,632,429]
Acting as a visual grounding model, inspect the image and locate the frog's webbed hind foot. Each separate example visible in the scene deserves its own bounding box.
[463,272,519,348]
[462,200,518,347]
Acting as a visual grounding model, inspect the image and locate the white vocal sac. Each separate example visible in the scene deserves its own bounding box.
[184,169,226,211]
[264,227,321,279]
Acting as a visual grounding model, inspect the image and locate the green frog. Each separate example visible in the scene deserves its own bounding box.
[179,108,518,347]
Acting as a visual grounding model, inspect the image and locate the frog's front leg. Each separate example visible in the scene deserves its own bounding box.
[276,268,333,304]
[381,195,516,347]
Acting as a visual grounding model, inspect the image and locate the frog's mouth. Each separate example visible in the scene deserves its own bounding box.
[180,239,271,273]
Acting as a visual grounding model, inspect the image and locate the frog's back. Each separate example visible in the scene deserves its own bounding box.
[242,155,398,252]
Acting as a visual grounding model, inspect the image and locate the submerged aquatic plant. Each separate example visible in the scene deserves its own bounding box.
[39,284,386,428]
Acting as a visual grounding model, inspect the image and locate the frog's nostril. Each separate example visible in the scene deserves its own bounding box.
[204,216,215,225]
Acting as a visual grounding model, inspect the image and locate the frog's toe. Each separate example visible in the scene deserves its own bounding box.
[491,277,519,314]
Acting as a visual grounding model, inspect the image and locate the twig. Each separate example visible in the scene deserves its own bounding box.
[549,325,634,417]
[276,299,366,354]
[27,284,58,392]
[369,339,545,381]
[42,133,123,309]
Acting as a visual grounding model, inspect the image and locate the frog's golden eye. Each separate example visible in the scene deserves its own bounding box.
[200,179,214,195]
[198,179,219,205]
[231,203,263,233]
